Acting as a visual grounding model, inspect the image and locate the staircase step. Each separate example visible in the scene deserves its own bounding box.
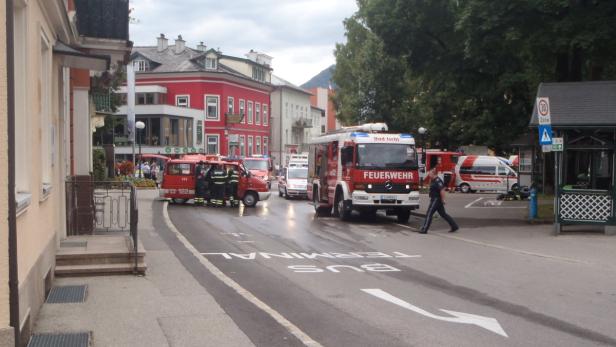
[56,253,145,267]
[55,262,147,277]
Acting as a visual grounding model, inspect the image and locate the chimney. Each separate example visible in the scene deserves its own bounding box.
[157,33,168,52]
[174,35,185,54]
[197,41,207,52]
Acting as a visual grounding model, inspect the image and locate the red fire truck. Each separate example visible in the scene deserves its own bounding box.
[307,123,420,223]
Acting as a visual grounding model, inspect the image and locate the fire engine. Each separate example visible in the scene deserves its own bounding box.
[307,123,420,222]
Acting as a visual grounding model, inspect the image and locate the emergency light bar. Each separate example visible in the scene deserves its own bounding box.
[335,123,389,133]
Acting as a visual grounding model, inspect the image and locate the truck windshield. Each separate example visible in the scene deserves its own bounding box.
[288,168,308,179]
[356,144,418,169]
[244,160,268,171]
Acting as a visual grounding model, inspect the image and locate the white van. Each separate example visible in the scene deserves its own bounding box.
[455,155,518,193]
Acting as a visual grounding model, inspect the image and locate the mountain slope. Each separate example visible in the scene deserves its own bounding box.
[301,65,335,89]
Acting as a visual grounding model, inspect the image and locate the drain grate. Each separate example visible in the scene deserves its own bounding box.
[28,332,90,347]
[46,285,87,304]
[60,240,87,248]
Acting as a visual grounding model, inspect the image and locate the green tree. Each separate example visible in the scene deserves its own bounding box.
[337,0,616,150]
[332,15,427,132]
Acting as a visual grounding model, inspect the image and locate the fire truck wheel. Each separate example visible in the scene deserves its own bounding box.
[459,183,471,194]
[172,198,188,204]
[334,193,352,221]
[242,192,258,207]
[397,210,411,223]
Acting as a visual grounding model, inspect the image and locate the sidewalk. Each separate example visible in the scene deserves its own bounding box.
[32,190,254,347]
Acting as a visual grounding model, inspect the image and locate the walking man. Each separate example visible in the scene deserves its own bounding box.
[420,167,459,234]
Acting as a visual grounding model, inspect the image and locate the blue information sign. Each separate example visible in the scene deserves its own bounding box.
[538,124,553,145]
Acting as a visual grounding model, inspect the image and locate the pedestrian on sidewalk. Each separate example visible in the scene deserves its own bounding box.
[420,167,459,234]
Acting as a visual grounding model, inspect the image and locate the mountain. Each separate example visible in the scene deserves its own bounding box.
[301,65,335,90]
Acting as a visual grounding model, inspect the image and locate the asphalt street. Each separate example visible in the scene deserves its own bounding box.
[163,187,616,347]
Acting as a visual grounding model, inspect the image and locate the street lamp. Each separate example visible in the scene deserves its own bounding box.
[418,127,427,188]
[136,121,145,178]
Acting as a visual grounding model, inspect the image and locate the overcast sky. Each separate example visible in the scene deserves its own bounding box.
[129,0,358,86]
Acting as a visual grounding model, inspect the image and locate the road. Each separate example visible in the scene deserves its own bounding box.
[161,187,616,347]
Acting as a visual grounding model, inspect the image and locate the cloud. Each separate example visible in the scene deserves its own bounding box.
[129,0,357,85]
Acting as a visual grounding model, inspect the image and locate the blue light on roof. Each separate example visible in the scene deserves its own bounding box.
[400,133,413,138]
[350,132,369,137]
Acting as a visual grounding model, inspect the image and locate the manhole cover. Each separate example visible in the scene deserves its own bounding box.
[28,332,90,347]
[46,285,87,304]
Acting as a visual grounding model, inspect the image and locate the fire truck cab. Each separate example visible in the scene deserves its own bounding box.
[307,123,420,223]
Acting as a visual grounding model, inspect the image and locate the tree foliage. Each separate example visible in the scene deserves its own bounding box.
[333,0,616,150]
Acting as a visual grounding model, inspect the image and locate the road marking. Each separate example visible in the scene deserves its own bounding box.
[465,197,484,208]
[362,289,508,337]
[163,202,323,347]
[434,234,591,265]
[237,240,256,243]
[201,251,422,260]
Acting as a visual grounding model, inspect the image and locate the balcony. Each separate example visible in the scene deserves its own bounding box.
[92,92,113,114]
[292,117,313,128]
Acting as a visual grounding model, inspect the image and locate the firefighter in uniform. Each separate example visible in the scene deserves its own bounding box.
[226,165,240,207]
[210,164,227,206]
[194,161,207,205]
[420,167,459,234]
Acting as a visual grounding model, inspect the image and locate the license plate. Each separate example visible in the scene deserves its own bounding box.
[380,196,395,203]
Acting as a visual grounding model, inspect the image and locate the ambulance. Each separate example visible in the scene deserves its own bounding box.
[307,123,420,222]
[455,155,519,193]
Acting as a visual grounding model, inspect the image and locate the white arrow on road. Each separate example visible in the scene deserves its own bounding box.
[362,288,508,338]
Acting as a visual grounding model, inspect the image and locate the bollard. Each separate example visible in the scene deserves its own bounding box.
[529,187,538,220]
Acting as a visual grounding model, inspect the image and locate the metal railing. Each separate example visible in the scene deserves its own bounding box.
[66,177,139,272]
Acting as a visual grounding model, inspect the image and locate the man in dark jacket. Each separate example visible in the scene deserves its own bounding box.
[195,161,207,205]
[210,164,228,207]
[420,167,459,234]
[226,165,240,207]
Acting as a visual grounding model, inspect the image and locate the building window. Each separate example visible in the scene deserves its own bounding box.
[227,97,234,114]
[248,136,253,156]
[137,93,155,105]
[263,105,268,126]
[205,57,217,70]
[134,59,148,72]
[176,95,189,108]
[252,66,265,81]
[170,118,179,145]
[256,136,261,155]
[247,101,253,124]
[321,125,326,134]
[207,135,219,154]
[239,99,245,123]
[240,135,245,157]
[40,31,52,187]
[263,136,269,156]
[14,4,29,197]
[255,103,261,125]
[205,95,219,120]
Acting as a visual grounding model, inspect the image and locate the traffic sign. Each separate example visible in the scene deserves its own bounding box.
[538,124,553,145]
[542,145,552,153]
[552,137,563,152]
[537,97,551,125]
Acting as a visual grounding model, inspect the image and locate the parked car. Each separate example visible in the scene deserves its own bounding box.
[278,166,308,199]
[243,155,273,190]
[455,155,519,193]
[160,158,270,207]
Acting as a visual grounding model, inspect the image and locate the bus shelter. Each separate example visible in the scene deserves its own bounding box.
[530,81,616,235]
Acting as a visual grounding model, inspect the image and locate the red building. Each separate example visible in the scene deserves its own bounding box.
[117,34,273,158]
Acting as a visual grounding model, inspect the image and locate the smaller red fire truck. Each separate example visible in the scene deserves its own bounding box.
[307,123,420,222]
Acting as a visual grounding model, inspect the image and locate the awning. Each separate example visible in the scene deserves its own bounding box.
[53,41,110,71]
